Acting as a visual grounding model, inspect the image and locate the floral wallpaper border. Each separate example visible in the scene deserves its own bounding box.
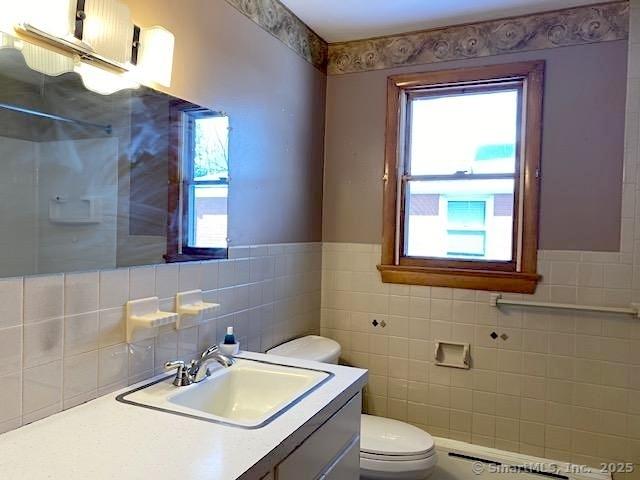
[225,0,328,71]
[328,1,629,75]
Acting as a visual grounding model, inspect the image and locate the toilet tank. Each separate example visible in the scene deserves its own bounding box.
[266,336,341,364]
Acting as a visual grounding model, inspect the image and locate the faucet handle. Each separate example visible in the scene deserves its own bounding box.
[165,360,193,387]
[165,360,185,371]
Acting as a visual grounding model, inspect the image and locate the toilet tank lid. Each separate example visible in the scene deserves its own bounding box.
[361,414,435,457]
[266,336,341,362]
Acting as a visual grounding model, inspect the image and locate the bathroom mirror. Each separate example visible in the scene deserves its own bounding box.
[0,32,229,278]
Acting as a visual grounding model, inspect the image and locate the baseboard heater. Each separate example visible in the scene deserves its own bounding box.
[448,452,570,479]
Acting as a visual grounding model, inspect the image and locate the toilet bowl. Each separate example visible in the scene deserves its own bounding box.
[267,336,437,479]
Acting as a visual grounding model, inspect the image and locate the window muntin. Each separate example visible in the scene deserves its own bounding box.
[183,111,229,251]
[402,84,521,265]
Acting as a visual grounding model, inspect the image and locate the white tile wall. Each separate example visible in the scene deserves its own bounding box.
[321,243,640,468]
[318,2,640,472]
[0,242,321,435]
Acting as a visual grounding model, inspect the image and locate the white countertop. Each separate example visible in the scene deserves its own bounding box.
[0,352,367,480]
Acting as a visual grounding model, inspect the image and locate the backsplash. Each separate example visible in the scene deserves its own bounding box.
[0,242,321,434]
[321,242,640,468]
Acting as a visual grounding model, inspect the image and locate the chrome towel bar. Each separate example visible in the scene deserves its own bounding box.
[489,293,640,318]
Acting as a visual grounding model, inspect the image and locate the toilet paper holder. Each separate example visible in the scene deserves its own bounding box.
[434,340,471,369]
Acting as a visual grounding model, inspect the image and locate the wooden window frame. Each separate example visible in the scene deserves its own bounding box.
[378,61,544,293]
[165,100,229,263]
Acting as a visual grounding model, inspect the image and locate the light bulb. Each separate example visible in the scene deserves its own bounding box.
[136,26,174,87]
[82,0,133,64]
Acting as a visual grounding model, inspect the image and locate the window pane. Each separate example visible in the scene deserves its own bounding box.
[447,231,486,257]
[409,89,518,175]
[447,201,485,228]
[193,115,229,181]
[405,179,514,261]
[189,184,227,249]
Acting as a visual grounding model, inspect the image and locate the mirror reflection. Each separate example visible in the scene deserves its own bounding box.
[0,34,229,278]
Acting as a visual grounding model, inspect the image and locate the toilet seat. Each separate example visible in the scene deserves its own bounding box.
[361,450,437,462]
[360,414,436,458]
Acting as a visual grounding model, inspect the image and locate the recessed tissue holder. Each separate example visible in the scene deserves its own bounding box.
[126,296,178,343]
[176,289,219,329]
[434,340,471,369]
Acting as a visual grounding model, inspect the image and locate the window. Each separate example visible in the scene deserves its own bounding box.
[446,200,487,258]
[379,62,544,293]
[166,101,230,262]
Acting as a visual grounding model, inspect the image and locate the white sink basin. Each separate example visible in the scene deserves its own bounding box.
[117,358,332,428]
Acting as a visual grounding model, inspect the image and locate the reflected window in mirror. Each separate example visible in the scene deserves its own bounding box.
[166,102,230,262]
[0,30,229,277]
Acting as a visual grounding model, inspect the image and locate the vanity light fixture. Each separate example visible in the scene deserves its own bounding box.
[0,0,175,94]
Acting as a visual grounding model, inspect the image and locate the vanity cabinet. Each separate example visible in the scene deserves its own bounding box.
[275,393,361,480]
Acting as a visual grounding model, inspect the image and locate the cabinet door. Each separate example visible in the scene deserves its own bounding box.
[276,393,361,480]
[319,435,360,480]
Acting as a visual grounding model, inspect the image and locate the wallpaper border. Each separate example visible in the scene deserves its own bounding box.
[328,1,629,75]
[224,0,328,71]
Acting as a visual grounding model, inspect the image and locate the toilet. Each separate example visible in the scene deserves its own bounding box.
[267,336,437,479]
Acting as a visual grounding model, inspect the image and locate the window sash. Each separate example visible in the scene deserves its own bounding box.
[405,82,522,178]
[183,110,229,184]
[184,183,228,250]
[398,81,523,268]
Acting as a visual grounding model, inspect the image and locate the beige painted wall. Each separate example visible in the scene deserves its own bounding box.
[323,41,628,252]
[125,0,326,246]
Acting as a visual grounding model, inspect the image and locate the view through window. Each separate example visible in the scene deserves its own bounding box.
[183,111,229,252]
[405,88,519,262]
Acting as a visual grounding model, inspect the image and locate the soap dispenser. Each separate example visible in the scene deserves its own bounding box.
[219,326,240,355]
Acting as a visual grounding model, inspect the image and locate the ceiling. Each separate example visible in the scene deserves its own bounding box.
[280,0,611,43]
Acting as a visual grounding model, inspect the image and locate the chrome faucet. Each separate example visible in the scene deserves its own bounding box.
[191,345,235,382]
[165,345,235,387]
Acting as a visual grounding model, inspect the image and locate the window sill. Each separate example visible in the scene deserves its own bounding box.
[164,252,227,263]
[377,264,540,293]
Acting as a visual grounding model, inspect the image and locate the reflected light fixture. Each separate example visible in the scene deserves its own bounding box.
[0,31,75,76]
[74,61,139,95]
